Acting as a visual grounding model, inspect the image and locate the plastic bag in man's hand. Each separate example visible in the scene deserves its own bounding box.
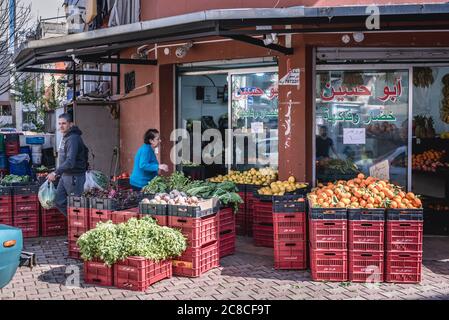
[38,181,56,209]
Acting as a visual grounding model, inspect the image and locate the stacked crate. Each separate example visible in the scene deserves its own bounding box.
[0,186,13,226]
[309,207,348,282]
[4,134,20,157]
[40,207,67,237]
[67,196,90,259]
[385,209,423,283]
[273,196,307,270]
[139,201,168,226]
[348,209,385,283]
[13,185,40,238]
[89,198,115,229]
[245,186,258,237]
[168,205,220,278]
[112,207,140,224]
[253,196,274,248]
[218,206,236,258]
[235,185,246,236]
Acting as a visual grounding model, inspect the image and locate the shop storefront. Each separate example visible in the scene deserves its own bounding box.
[313,49,449,235]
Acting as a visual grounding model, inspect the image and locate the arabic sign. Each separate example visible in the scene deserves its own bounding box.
[321,110,397,125]
[234,87,264,99]
[343,128,366,145]
[239,109,278,120]
[279,69,300,86]
[321,77,403,103]
[370,160,390,181]
[267,86,279,100]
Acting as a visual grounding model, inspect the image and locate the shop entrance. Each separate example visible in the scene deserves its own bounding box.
[176,62,279,179]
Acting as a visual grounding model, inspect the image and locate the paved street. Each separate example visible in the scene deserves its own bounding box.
[1,236,449,300]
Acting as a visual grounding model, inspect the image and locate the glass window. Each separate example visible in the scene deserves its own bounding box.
[231,72,278,171]
[315,70,409,188]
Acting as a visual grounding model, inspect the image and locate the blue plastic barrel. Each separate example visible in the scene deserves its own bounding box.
[19,146,31,159]
[8,154,31,176]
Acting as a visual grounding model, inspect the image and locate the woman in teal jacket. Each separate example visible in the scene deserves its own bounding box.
[130,129,168,191]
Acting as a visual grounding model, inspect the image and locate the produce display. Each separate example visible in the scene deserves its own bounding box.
[142,173,243,211]
[0,175,31,185]
[143,190,200,206]
[142,176,169,194]
[316,159,359,175]
[414,115,436,138]
[35,165,50,173]
[257,176,308,196]
[441,74,449,124]
[208,167,278,186]
[185,180,243,211]
[308,173,422,209]
[83,188,142,209]
[413,67,435,88]
[181,160,201,167]
[412,150,449,172]
[77,217,187,266]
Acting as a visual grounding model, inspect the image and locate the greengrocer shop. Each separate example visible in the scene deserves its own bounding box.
[13,3,449,236]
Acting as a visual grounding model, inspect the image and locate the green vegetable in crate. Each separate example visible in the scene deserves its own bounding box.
[168,171,191,191]
[77,217,187,266]
[0,175,30,185]
[142,176,168,194]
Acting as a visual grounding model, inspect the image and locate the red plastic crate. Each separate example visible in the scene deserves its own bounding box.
[0,216,13,225]
[349,251,384,283]
[84,260,114,287]
[14,221,39,238]
[114,257,172,291]
[14,210,39,224]
[168,214,219,248]
[14,197,39,212]
[5,142,19,156]
[13,194,38,203]
[309,219,347,250]
[273,212,306,242]
[274,241,307,270]
[90,209,114,229]
[41,210,67,237]
[68,225,87,243]
[310,248,348,282]
[112,208,140,224]
[68,240,82,260]
[235,210,246,236]
[253,202,273,225]
[386,221,423,252]
[172,241,219,277]
[386,252,422,284]
[219,230,235,258]
[349,221,385,252]
[68,207,90,229]
[0,195,12,214]
[253,224,274,248]
[219,207,235,233]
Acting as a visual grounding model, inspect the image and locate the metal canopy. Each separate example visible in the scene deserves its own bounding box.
[14,3,449,71]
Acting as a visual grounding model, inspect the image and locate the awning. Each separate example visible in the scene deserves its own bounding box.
[14,3,449,71]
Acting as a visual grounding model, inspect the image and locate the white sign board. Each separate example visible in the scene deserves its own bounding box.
[279,68,300,86]
[251,122,264,134]
[370,160,390,181]
[343,128,366,145]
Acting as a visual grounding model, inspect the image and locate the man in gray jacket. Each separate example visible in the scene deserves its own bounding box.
[47,113,88,216]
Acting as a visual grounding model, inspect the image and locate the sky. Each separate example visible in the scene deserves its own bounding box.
[23,0,65,22]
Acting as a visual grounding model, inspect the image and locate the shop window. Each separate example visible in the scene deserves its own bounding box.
[412,66,449,201]
[315,70,409,188]
[124,71,136,94]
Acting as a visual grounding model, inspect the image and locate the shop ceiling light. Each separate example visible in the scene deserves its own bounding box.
[341,34,351,44]
[353,32,365,43]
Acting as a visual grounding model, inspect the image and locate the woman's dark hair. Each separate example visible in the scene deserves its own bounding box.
[144,129,160,144]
